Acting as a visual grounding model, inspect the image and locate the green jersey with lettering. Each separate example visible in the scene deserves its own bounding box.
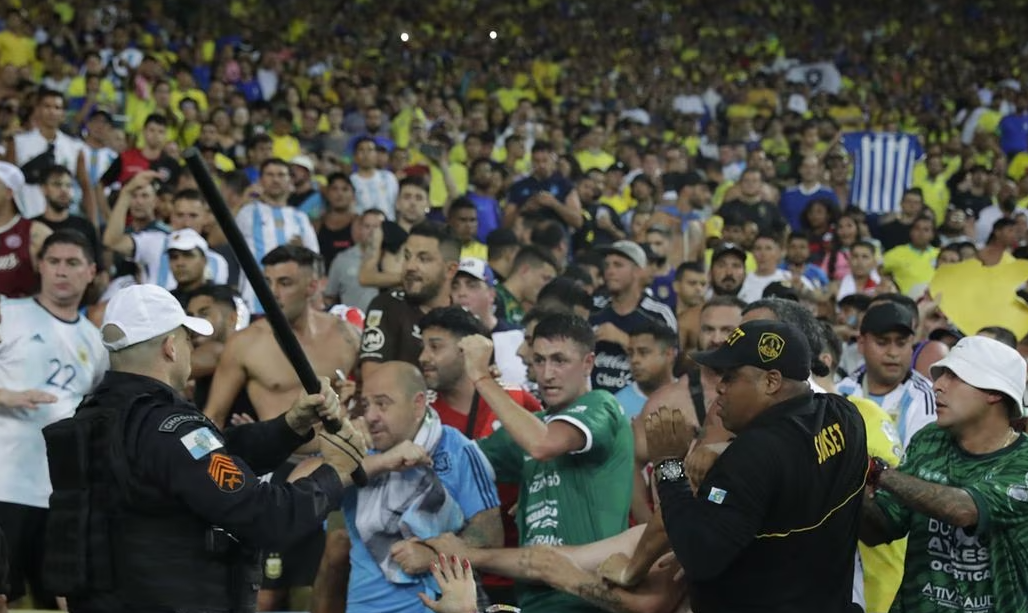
[875,424,1028,613]
[477,389,633,613]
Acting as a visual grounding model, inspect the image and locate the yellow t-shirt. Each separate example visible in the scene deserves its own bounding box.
[574,150,615,173]
[460,241,488,261]
[849,395,906,613]
[0,31,36,67]
[1009,152,1028,181]
[911,174,951,225]
[882,245,939,293]
[271,134,301,161]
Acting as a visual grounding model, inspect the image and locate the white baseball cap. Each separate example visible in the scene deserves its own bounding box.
[166,228,209,254]
[931,335,1028,415]
[290,154,316,175]
[456,257,495,285]
[102,284,213,350]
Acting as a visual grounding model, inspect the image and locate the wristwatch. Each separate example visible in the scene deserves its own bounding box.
[655,458,687,483]
[866,456,889,490]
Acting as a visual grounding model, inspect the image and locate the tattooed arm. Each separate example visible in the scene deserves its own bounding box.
[878,469,978,527]
[457,508,503,549]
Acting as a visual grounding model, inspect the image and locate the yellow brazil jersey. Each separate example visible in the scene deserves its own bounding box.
[271,134,301,162]
[704,248,757,273]
[976,109,1002,135]
[882,245,939,294]
[0,31,36,67]
[911,173,950,225]
[460,241,488,261]
[1009,152,1028,182]
[574,149,615,173]
[849,395,906,613]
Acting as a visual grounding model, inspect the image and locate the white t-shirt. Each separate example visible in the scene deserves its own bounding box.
[13,129,85,219]
[737,269,814,303]
[350,170,399,220]
[134,231,230,290]
[493,328,527,387]
[0,297,107,508]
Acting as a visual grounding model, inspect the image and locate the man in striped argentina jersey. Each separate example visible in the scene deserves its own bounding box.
[837,302,936,449]
[842,131,923,216]
[0,230,107,609]
[235,158,320,312]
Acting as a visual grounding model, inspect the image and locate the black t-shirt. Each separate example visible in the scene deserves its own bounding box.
[572,203,624,253]
[358,290,428,367]
[211,243,242,289]
[34,215,102,264]
[951,190,993,218]
[874,219,913,252]
[718,199,788,238]
[657,392,867,613]
[317,223,354,270]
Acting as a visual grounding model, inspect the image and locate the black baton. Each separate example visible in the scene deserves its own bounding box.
[183,148,368,486]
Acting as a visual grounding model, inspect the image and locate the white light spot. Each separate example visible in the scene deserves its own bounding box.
[400,32,409,42]
[489,30,497,40]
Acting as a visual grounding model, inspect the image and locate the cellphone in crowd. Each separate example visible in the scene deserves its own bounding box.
[419,143,443,159]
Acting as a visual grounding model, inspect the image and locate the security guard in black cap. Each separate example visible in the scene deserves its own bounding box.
[42,284,367,613]
[646,320,867,613]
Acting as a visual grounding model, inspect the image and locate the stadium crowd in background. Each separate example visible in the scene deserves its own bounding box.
[3,0,1028,612]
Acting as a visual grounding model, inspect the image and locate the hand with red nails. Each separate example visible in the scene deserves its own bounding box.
[418,553,477,613]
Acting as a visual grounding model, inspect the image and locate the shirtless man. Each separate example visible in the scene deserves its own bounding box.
[202,244,359,611]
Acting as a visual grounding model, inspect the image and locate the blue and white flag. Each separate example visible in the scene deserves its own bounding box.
[842,132,923,215]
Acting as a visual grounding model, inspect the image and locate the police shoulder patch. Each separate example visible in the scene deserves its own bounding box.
[179,426,225,459]
[159,413,207,433]
[208,453,245,492]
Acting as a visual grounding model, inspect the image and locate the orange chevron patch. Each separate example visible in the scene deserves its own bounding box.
[208,453,245,492]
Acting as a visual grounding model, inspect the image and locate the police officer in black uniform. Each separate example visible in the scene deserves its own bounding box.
[646,320,867,613]
[42,284,366,613]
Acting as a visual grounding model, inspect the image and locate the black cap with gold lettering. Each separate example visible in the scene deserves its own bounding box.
[691,320,811,381]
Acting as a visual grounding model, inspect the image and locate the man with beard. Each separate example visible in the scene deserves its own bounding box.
[316,173,357,268]
[185,284,241,411]
[33,166,101,268]
[644,225,677,310]
[707,243,747,298]
[359,221,459,379]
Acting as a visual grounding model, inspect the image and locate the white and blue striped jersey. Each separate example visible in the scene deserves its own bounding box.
[842,132,923,215]
[350,170,399,219]
[0,297,107,508]
[132,230,230,290]
[837,367,936,449]
[235,201,320,312]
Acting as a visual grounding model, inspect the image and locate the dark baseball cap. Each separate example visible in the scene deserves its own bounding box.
[860,302,916,336]
[711,242,747,264]
[692,320,811,381]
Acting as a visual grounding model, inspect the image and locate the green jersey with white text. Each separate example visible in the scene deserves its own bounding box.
[477,389,633,613]
[875,424,1028,613]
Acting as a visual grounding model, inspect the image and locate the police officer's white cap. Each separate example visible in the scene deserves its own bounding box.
[930,335,1028,416]
[102,284,214,350]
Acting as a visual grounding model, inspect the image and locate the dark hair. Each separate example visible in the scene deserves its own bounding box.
[824,209,860,279]
[448,197,477,217]
[409,220,461,262]
[260,158,290,175]
[36,88,64,105]
[532,312,595,353]
[989,218,1017,243]
[530,221,565,251]
[247,133,273,149]
[787,232,809,244]
[838,293,873,311]
[399,175,429,196]
[419,306,489,339]
[274,108,294,123]
[675,261,705,280]
[538,277,592,313]
[220,169,250,196]
[574,250,604,271]
[851,240,876,255]
[978,326,1018,349]
[902,187,925,201]
[561,264,595,289]
[186,284,238,312]
[531,140,554,155]
[353,135,376,151]
[753,232,781,246]
[512,245,558,273]
[326,172,353,188]
[261,244,322,276]
[701,295,746,314]
[743,298,830,377]
[173,188,204,203]
[630,319,679,352]
[39,229,95,263]
[939,242,962,258]
[144,113,168,128]
[818,320,844,373]
[42,165,72,183]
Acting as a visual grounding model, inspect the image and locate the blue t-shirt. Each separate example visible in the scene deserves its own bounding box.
[999,112,1028,156]
[614,383,648,421]
[466,192,502,242]
[342,426,500,613]
[778,262,830,288]
[648,270,677,311]
[779,185,839,231]
[507,173,573,226]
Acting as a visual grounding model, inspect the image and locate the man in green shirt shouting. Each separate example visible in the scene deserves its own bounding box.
[429,312,634,613]
[862,335,1028,613]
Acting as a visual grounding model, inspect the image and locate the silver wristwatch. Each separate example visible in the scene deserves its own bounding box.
[655,458,686,483]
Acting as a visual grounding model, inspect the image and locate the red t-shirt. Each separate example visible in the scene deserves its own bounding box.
[0,216,37,298]
[431,384,542,587]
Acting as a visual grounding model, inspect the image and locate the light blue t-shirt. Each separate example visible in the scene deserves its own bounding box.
[614,383,648,421]
[342,426,500,613]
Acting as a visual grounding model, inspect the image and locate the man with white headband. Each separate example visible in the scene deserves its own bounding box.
[862,335,1028,613]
